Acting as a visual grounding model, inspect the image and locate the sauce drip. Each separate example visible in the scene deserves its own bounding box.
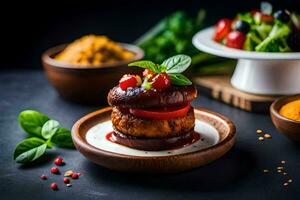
[105,131,201,151]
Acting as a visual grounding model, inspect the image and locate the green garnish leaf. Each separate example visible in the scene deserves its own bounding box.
[15,109,74,164]
[13,137,47,164]
[141,77,152,90]
[129,54,192,86]
[19,110,50,138]
[162,54,191,74]
[41,119,60,139]
[51,128,75,148]
[169,73,192,86]
[128,60,160,73]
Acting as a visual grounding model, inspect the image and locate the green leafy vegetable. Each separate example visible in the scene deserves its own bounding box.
[19,110,49,137]
[169,74,192,85]
[255,24,273,39]
[14,137,47,164]
[255,23,292,52]
[128,60,160,73]
[14,110,75,164]
[51,128,74,148]
[135,10,231,76]
[162,54,191,73]
[41,119,60,139]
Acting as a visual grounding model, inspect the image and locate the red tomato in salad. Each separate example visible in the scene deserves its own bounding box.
[253,11,274,23]
[119,75,140,90]
[151,73,171,91]
[261,14,274,23]
[130,104,191,120]
[213,18,232,42]
[225,31,246,49]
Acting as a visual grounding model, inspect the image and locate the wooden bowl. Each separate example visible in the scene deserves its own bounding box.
[71,107,236,173]
[42,43,144,104]
[270,94,300,142]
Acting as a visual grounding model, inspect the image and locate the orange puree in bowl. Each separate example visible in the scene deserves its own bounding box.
[279,99,300,122]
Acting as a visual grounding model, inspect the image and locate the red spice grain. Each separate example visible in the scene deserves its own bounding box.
[71,173,79,179]
[51,167,59,174]
[63,178,70,184]
[51,183,58,190]
[40,175,47,180]
[54,157,64,166]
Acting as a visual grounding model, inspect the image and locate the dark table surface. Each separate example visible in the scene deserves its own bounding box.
[1,70,299,200]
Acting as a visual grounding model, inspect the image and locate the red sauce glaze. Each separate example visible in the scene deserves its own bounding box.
[105,131,115,143]
[105,131,201,151]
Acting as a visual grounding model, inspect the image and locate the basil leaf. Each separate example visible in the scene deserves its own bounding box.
[128,60,160,73]
[162,54,191,74]
[41,120,60,139]
[51,128,74,148]
[14,137,47,163]
[169,74,192,85]
[19,110,49,137]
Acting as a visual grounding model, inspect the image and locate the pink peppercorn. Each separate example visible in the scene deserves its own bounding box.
[51,183,58,190]
[71,173,79,179]
[51,167,59,174]
[40,175,47,180]
[54,157,64,166]
[63,178,70,184]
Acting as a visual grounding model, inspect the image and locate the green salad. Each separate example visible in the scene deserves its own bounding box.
[213,2,300,52]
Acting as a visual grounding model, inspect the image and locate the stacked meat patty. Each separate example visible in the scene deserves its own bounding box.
[107,84,197,150]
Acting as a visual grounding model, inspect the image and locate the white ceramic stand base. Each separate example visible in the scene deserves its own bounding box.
[231,59,300,95]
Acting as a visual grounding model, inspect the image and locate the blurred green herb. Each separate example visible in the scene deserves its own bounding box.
[135,10,233,75]
[14,110,74,164]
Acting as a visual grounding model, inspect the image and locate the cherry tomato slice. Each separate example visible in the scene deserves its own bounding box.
[119,75,138,90]
[129,104,191,120]
[225,31,246,49]
[213,18,232,42]
[151,73,171,91]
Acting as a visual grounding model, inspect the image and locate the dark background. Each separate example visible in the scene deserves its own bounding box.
[1,0,299,70]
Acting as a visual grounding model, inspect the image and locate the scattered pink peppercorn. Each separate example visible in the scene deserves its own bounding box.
[51,167,59,174]
[40,175,47,180]
[71,173,79,179]
[63,178,70,184]
[54,157,64,166]
[51,183,58,190]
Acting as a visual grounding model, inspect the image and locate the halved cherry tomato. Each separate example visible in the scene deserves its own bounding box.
[151,73,171,91]
[119,75,141,90]
[213,18,232,42]
[225,31,246,49]
[130,104,191,120]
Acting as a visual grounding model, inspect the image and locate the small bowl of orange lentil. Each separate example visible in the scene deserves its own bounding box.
[270,94,300,142]
[42,35,144,104]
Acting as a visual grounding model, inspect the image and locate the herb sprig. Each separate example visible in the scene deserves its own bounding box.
[14,110,74,164]
[129,54,192,86]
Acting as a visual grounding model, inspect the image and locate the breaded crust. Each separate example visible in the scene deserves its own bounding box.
[108,84,197,108]
[111,106,195,138]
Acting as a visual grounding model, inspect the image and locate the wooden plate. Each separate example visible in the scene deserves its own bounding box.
[72,107,236,173]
